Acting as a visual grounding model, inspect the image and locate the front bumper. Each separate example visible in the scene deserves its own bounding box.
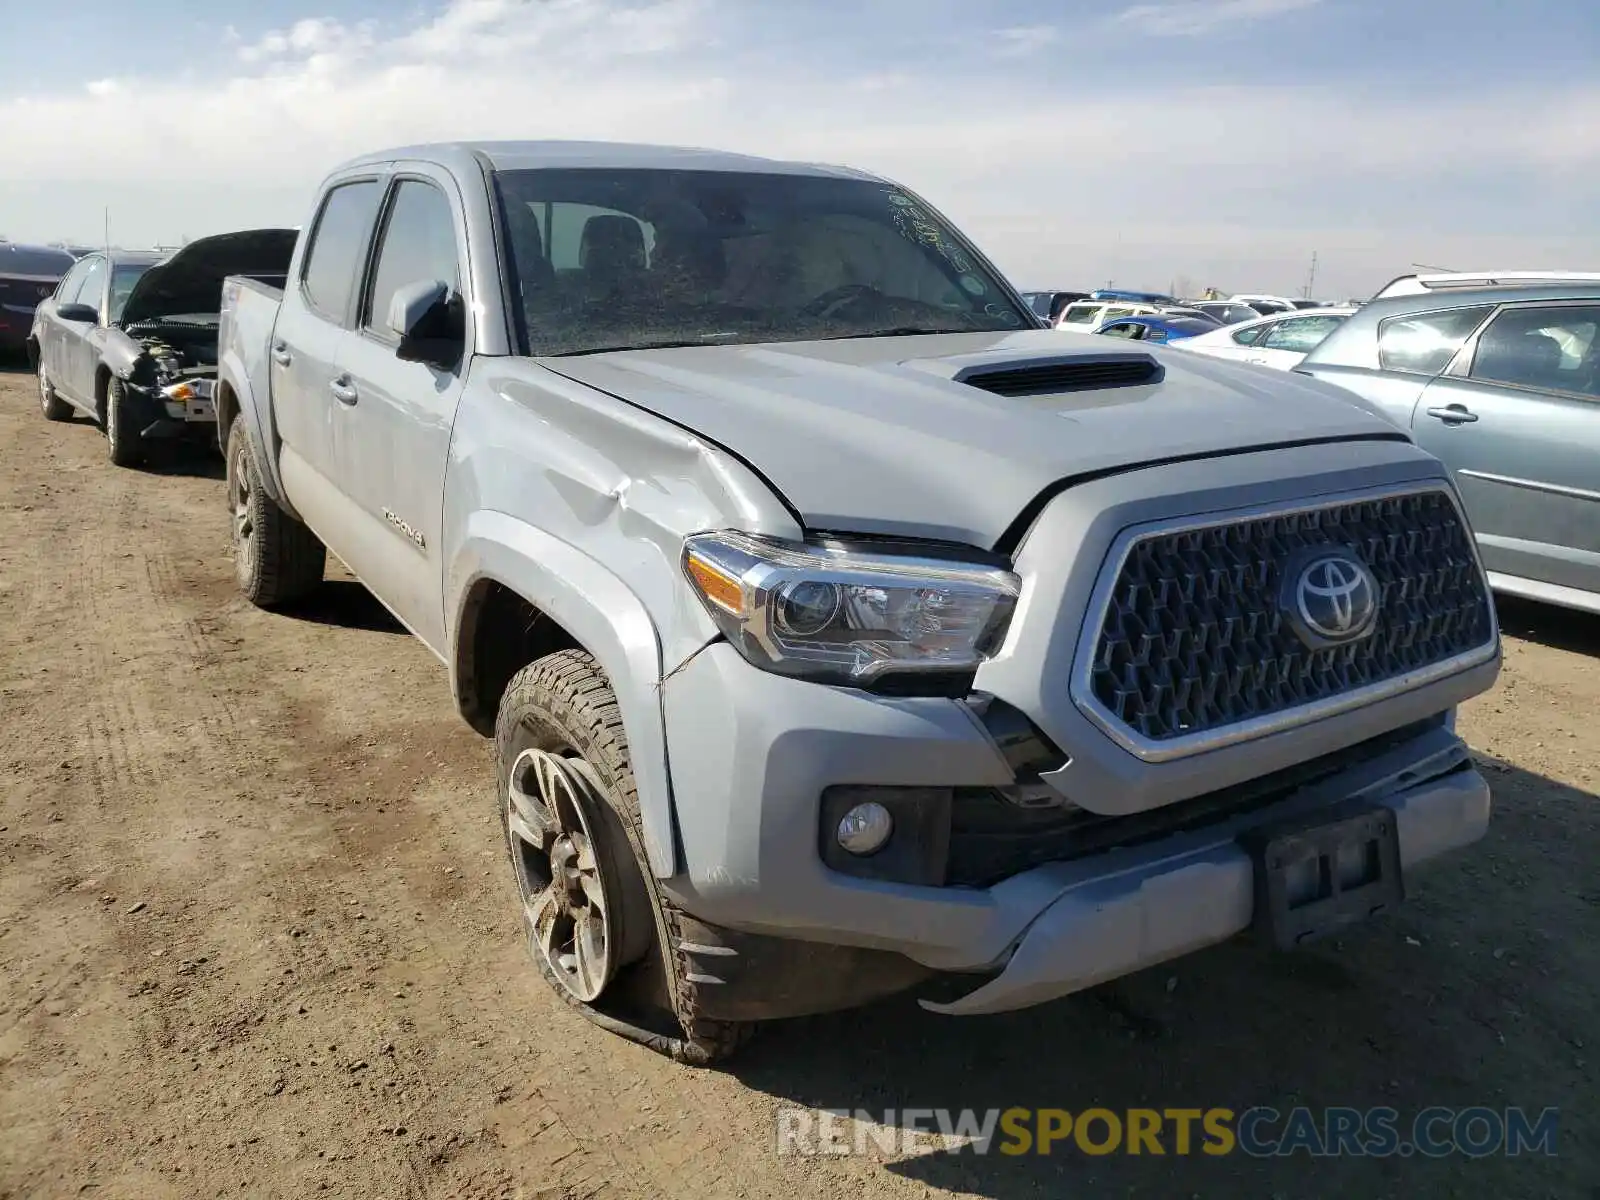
[124,377,217,439]
[660,643,1490,999]
[919,757,1487,1015]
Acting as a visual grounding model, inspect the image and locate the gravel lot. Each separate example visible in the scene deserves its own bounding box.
[0,363,1594,1199]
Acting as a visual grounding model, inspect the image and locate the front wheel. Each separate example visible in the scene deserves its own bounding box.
[226,420,326,608]
[495,650,754,1064]
[104,378,144,467]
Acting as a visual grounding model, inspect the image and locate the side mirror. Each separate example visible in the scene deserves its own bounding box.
[387,280,463,369]
[56,302,100,324]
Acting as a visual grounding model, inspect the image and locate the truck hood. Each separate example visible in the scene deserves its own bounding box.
[119,228,297,327]
[539,330,1409,548]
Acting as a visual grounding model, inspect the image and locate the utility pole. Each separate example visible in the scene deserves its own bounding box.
[103,207,110,253]
[1304,250,1318,299]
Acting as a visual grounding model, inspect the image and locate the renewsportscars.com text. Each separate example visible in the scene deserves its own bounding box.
[775,1106,1560,1159]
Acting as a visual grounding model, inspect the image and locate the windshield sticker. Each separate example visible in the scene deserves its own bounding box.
[883,188,975,275]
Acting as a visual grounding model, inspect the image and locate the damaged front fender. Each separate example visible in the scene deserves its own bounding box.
[446,515,702,877]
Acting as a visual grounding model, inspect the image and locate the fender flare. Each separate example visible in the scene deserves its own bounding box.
[448,511,680,878]
[216,352,295,512]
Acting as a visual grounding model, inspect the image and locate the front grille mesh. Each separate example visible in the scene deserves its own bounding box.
[1086,490,1493,744]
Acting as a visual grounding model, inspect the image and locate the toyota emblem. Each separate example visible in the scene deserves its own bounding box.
[1282,549,1379,648]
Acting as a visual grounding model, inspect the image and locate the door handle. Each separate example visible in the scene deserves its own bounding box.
[1425,404,1478,424]
[271,343,292,367]
[329,376,359,406]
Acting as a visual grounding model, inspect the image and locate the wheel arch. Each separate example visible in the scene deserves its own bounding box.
[449,512,680,877]
[216,352,294,509]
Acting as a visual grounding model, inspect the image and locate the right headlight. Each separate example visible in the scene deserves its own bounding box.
[682,531,1020,689]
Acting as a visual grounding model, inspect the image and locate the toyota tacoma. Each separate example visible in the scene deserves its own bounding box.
[216,142,1501,1062]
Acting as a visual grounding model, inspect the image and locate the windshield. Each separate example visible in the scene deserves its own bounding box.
[109,263,153,322]
[493,168,1030,356]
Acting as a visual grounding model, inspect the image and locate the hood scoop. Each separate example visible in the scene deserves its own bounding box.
[954,353,1163,397]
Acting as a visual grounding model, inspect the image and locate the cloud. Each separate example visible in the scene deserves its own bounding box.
[1112,0,1323,37]
[0,0,1596,297]
[991,24,1060,57]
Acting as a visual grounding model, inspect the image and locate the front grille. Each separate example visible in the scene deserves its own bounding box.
[961,356,1161,397]
[1082,488,1494,752]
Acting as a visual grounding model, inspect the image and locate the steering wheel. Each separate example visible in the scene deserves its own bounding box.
[800,283,887,320]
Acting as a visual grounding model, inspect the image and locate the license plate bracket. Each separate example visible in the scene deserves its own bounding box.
[1241,800,1405,950]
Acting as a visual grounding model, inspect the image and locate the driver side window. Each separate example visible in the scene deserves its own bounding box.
[55,258,92,302]
[362,179,463,339]
[70,257,108,316]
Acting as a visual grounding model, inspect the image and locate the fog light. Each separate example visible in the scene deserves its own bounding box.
[836,802,893,856]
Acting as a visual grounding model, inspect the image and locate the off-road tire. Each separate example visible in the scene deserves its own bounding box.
[495,650,756,1064]
[105,378,144,467]
[38,364,71,422]
[226,419,325,608]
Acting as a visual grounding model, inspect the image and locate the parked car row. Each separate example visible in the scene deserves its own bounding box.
[1297,286,1600,616]
[25,232,295,465]
[0,241,76,358]
[12,140,1514,1066]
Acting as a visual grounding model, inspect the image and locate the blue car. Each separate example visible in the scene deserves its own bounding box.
[1095,314,1219,344]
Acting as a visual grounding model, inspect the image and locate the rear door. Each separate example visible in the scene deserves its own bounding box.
[269,176,386,547]
[1412,300,1600,599]
[329,167,472,652]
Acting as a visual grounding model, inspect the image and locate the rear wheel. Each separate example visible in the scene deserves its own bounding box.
[38,364,71,422]
[496,650,754,1064]
[104,378,144,468]
[226,419,326,607]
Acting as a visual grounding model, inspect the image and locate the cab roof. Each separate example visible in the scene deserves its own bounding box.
[331,140,881,182]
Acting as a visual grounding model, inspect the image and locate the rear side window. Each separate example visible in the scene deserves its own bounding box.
[363,180,462,336]
[1378,306,1492,375]
[301,180,382,322]
[1060,304,1099,325]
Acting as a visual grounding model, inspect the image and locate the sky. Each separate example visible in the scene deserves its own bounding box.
[2,0,1598,298]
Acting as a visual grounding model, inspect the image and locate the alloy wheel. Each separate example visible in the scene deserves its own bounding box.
[229,441,256,582]
[505,747,619,1003]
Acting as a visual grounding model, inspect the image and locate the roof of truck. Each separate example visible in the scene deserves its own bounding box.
[332,140,882,181]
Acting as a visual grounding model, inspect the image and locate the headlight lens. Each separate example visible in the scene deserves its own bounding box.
[682,531,1019,686]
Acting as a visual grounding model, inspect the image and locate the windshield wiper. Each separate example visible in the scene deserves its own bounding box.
[555,331,759,357]
[824,325,978,341]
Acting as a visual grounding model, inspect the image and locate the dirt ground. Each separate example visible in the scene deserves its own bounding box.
[0,363,1594,1200]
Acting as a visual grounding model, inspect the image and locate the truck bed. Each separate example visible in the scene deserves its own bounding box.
[216,275,285,452]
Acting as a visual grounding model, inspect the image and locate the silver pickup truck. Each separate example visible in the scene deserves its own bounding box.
[217,141,1501,1063]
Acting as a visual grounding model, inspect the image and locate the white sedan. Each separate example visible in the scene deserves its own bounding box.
[1169,306,1356,370]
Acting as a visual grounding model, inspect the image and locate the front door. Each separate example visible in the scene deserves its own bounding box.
[1412,300,1600,598]
[62,256,110,406]
[329,169,471,654]
[38,256,93,403]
